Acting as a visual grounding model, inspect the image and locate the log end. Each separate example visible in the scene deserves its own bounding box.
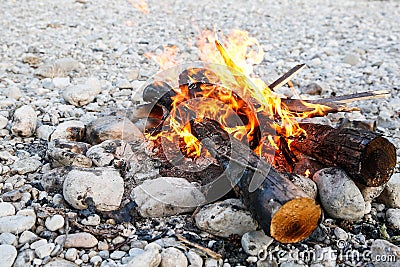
[360,136,396,187]
[270,197,321,243]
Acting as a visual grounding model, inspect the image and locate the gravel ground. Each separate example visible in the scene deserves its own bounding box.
[0,0,399,266]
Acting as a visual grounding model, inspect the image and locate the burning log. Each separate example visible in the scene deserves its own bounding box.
[291,123,396,187]
[190,119,321,243]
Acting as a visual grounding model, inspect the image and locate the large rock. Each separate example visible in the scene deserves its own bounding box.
[63,167,124,211]
[377,173,400,208]
[46,140,92,168]
[62,77,101,107]
[11,157,42,174]
[11,105,37,137]
[35,58,82,78]
[0,244,17,267]
[0,214,36,234]
[44,259,79,267]
[0,203,15,218]
[131,177,205,217]
[370,239,400,267]
[40,167,71,194]
[160,247,188,267]
[313,168,365,221]
[50,120,85,141]
[55,232,98,248]
[86,115,143,145]
[86,140,122,167]
[194,198,258,237]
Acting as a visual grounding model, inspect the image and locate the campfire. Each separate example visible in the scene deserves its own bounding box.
[131,29,397,243]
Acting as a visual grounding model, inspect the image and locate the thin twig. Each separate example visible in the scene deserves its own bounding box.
[175,234,222,260]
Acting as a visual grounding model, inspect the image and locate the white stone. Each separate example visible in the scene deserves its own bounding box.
[63,167,124,211]
[333,227,348,241]
[132,177,205,217]
[0,214,36,234]
[0,115,8,129]
[126,248,161,267]
[378,173,400,208]
[44,259,79,267]
[313,168,365,221]
[343,54,360,66]
[110,250,126,260]
[241,231,273,256]
[386,208,400,230]
[30,239,47,250]
[55,232,98,248]
[195,198,258,237]
[53,77,70,88]
[45,214,65,231]
[36,125,55,141]
[11,105,37,137]
[0,232,17,245]
[0,203,15,217]
[81,214,101,226]
[11,157,42,174]
[186,250,203,267]
[19,230,38,244]
[0,244,17,267]
[50,120,85,141]
[35,243,55,258]
[63,77,101,107]
[65,248,78,261]
[160,247,188,267]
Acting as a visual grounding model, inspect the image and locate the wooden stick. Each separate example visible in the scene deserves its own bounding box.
[175,234,222,260]
[268,64,306,91]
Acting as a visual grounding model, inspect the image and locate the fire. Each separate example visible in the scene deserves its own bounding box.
[128,0,150,14]
[144,29,329,162]
[304,169,311,178]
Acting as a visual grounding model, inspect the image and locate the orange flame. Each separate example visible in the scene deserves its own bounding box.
[128,0,150,14]
[144,45,180,70]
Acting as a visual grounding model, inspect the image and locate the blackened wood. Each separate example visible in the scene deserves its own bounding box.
[142,81,176,108]
[291,123,396,187]
[191,119,321,243]
[268,64,306,91]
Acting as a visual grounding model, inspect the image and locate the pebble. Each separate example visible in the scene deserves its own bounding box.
[377,173,400,208]
[1,189,22,202]
[62,77,101,107]
[50,120,85,141]
[0,115,8,129]
[343,53,360,66]
[35,58,82,78]
[0,232,17,245]
[35,243,55,258]
[13,249,35,267]
[11,157,42,174]
[63,167,124,211]
[333,227,348,241]
[110,250,126,260]
[31,239,47,250]
[0,214,36,233]
[205,258,223,267]
[19,230,38,244]
[86,115,143,145]
[160,247,188,267]
[45,214,65,231]
[98,250,110,259]
[44,259,80,267]
[0,202,16,217]
[81,214,101,226]
[86,141,116,167]
[370,239,400,267]
[126,247,161,267]
[65,248,78,261]
[385,208,400,230]
[186,250,203,267]
[131,177,205,217]
[194,198,258,237]
[241,230,274,256]
[313,168,365,220]
[11,105,37,137]
[90,255,102,265]
[283,173,318,199]
[301,83,323,95]
[55,232,98,248]
[36,125,55,140]
[0,244,17,267]
[52,77,71,88]
[115,79,132,89]
[356,183,385,214]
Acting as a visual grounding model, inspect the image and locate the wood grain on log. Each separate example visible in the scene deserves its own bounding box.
[291,123,396,187]
[191,119,321,243]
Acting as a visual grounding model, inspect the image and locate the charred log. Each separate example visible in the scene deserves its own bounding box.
[291,123,396,187]
[191,119,321,243]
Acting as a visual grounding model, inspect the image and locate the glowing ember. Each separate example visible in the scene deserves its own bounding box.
[128,0,150,14]
[305,169,311,178]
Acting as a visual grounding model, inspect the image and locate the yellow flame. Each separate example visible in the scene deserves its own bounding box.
[144,45,180,70]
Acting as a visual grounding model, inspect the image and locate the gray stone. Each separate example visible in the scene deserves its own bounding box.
[126,69,139,81]
[241,231,274,256]
[343,54,360,66]
[370,239,400,267]
[0,115,8,129]
[90,255,102,265]
[35,58,82,78]
[126,247,161,267]
[40,167,71,194]
[1,189,22,202]
[377,173,400,208]
[313,168,365,220]
[81,214,101,226]
[194,198,258,237]
[13,249,35,267]
[0,214,36,233]
[283,173,318,199]
[44,259,79,267]
[0,232,17,245]
[11,105,37,137]
[65,248,78,261]
[86,140,117,167]
[160,247,188,267]
[86,115,143,145]
[186,250,203,267]
[53,77,70,88]
[333,227,348,241]
[301,83,323,95]
[356,183,385,214]
[0,203,15,217]
[5,86,23,100]
[63,167,124,211]
[11,157,42,174]
[131,177,205,217]
[45,214,65,231]
[386,209,400,230]
[30,239,47,250]
[36,125,55,141]
[110,250,126,260]
[19,230,38,244]
[205,258,223,267]
[46,144,92,169]
[0,244,17,267]
[115,79,132,89]
[62,77,101,107]
[50,120,85,141]
[55,232,98,248]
